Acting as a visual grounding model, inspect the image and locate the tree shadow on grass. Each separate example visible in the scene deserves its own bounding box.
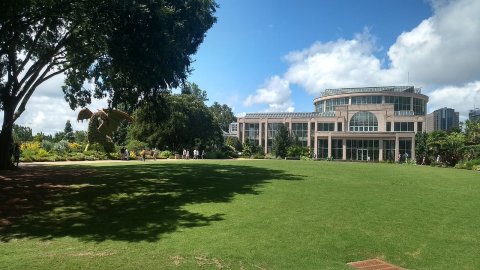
[0,163,303,242]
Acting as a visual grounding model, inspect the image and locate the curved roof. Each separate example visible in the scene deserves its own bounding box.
[320,86,421,97]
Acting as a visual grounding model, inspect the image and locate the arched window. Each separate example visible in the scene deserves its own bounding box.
[349,111,378,132]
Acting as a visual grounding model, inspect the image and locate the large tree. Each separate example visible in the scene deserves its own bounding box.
[128,94,222,152]
[0,0,217,169]
[209,102,236,132]
[63,120,74,142]
[272,124,291,158]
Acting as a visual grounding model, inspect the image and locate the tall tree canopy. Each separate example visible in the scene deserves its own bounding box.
[128,94,222,152]
[209,102,236,132]
[0,0,217,168]
[272,124,291,159]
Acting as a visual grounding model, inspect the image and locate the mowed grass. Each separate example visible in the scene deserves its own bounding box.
[1,160,479,269]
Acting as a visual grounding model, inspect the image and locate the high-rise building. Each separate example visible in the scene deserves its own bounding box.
[426,107,459,132]
[469,108,480,122]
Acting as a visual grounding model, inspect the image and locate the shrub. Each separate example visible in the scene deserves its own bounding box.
[251,153,265,159]
[126,140,148,152]
[41,140,54,151]
[159,150,172,159]
[68,142,83,152]
[66,153,86,161]
[53,140,70,153]
[21,141,41,151]
[206,151,225,159]
[465,159,480,170]
[473,165,480,171]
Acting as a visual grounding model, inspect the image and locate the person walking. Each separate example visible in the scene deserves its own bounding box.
[152,148,158,161]
[202,149,206,159]
[125,149,130,160]
[141,148,146,162]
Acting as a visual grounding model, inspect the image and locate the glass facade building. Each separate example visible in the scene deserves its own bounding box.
[238,86,428,161]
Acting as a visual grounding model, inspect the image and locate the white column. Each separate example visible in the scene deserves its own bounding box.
[258,120,262,147]
[395,134,400,162]
[342,138,347,160]
[307,121,311,147]
[264,121,268,154]
[314,122,318,158]
[411,135,416,161]
[242,122,246,144]
[327,134,332,158]
[379,139,384,161]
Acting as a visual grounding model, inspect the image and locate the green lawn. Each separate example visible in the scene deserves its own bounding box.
[1,160,479,269]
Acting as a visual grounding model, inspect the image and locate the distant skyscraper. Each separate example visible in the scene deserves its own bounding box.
[469,108,480,122]
[426,107,459,132]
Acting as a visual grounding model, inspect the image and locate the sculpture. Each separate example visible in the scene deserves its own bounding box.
[77,108,133,152]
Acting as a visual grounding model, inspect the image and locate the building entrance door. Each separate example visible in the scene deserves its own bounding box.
[356,149,369,161]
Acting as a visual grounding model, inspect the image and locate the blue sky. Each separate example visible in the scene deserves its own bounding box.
[9,0,480,134]
[190,0,433,113]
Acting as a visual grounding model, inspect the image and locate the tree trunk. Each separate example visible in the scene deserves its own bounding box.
[0,102,15,170]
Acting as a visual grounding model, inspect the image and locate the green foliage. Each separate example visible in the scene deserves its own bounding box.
[12,124,33,143]
[287,144,309,158]
[128,94,223,152]
[53,132,66,143]
[159,150,172,159]
[426,130,466,166]
[53,140,70,154]
[205,151,226,159]
[241,139,263,157]
[225,136,242,151]
[63,120,75,142]
[181,82,209,102]
[465,120,480,145]
[415,132,428,164]
[0,0,217,169]
[455,158,480,170]
[41,140,54,152]
[74,131,88,144]
[209,102,237,132]
[126,140,148,152]
[272,124,291,158]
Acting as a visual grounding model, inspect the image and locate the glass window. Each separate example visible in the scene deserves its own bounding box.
[315,101,325,112]
[267,123,285,153]
[413,98,426,115]
[351,96,382,105]
[349,111,378,132]
[337,122,342,132]
[325,98,348,111]
[385,96,411,111]
[317,139,328,159]
[318,123,335,131]
[346,139,379,161]
[394,122,414,132]
[417,122,423,132]
[332,139,343,160]
[245,123,260,145]
[399,139,412,161]
[291,123,308,147]
[386,122,391,132]
[383,140,395,162]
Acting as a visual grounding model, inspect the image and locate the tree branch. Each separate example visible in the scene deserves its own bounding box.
[18,19,48,73]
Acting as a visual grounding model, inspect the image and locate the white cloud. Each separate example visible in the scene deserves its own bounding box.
[244,75,293,112]
[251,0,480,116]
[387,0,480,85]
[284,29,390,94]
[11,91,109,135]
[428,81,480,120]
